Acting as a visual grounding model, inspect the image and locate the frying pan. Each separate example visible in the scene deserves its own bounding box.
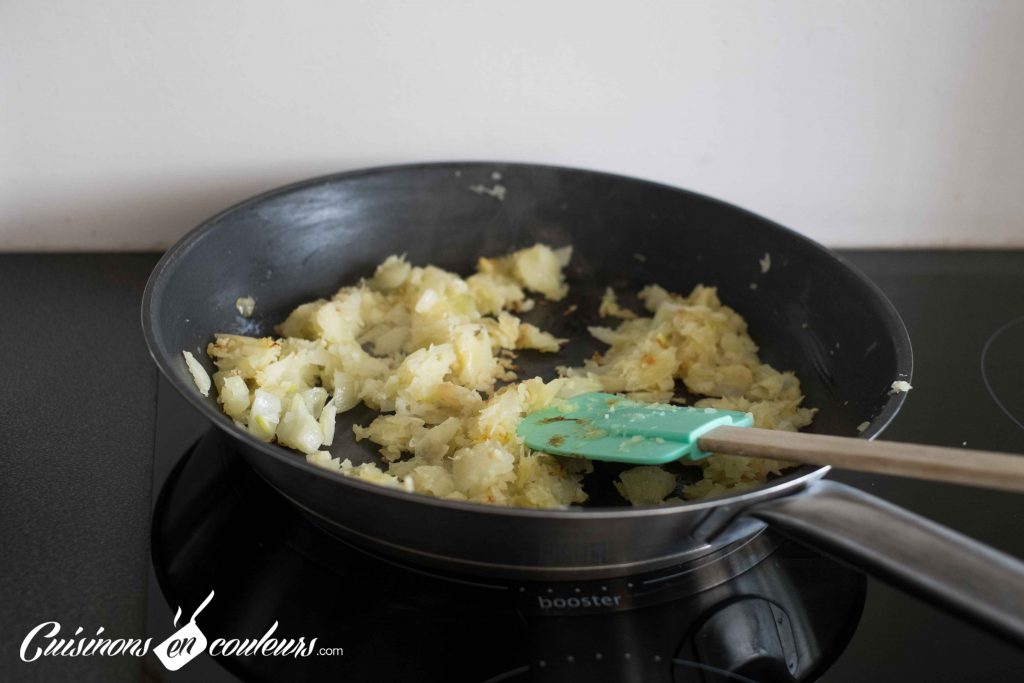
[142,162,1024,646]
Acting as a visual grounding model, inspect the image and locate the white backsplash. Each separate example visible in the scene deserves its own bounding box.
[2,0,1023,250]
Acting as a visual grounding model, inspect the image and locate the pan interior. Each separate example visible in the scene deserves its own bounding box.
[317,286,816,506]
[146,162,910,510]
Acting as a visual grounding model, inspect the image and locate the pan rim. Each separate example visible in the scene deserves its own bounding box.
[141,160,913,519]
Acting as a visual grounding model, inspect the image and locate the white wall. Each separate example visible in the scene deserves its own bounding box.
[2,0,1023,250]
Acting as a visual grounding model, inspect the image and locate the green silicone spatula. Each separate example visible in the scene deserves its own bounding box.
[516,392,1024,493]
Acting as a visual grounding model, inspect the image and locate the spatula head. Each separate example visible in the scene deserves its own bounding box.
[517,392,754,465]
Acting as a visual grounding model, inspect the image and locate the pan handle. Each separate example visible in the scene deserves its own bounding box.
[743,480,1024,647]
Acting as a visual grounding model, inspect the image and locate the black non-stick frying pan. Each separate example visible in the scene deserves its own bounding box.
[142,162,1024,646]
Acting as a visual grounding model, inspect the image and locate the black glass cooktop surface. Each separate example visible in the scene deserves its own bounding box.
[149,427,865,683]
[144,251,1024,682]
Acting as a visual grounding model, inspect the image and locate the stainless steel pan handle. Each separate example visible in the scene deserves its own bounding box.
[743,480,1024,647]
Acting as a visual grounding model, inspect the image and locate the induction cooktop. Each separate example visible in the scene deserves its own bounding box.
[143,251,1024,682]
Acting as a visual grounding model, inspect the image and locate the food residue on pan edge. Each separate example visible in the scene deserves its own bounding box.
[236,296,256,317]
[189,243,818,508]
[890,380,913,394]
[468,184,507,201]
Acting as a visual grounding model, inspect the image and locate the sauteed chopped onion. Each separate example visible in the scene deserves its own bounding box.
[190,243,816,508]
[183,351,210,397]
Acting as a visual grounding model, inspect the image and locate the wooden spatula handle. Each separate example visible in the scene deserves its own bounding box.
[699,426,1024,493]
